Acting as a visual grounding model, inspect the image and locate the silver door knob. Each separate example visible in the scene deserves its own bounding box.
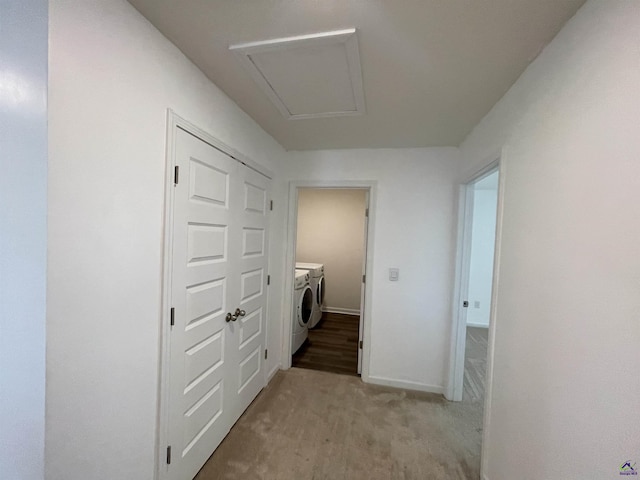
[226,312,236,322]
[234,308,246,318]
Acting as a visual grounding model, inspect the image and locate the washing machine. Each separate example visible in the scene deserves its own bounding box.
[295,262,324,328]
[292,269,313,354]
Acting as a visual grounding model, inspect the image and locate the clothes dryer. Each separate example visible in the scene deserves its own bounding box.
[292,269,313,354]
[295,262,324,328]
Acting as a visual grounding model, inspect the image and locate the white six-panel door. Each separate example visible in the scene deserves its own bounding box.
[166,128,269,480]
[229,165,270,423]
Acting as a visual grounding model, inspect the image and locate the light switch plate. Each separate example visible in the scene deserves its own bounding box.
[389,268,399,281]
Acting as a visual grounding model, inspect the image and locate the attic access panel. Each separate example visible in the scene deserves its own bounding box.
[230,28,366,120]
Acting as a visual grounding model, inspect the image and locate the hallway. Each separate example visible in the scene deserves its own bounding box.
[194,368,483,480]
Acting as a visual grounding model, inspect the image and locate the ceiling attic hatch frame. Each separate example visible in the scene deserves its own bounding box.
[230,28,366,120]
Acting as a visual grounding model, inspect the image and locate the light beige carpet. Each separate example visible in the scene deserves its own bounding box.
[195,368,483,480]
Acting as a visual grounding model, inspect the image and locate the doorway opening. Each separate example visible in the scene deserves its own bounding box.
[463,171,498,402]
[446,161,503,479]
[287,186,371,377]
[447,164,500,404]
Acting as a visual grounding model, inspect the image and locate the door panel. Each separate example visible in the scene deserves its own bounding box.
[168,129,238,480]
[243,181,267,214]
[189,159,229,205]
[238,308,262,348]
[228,169,270,423]
[185,280,225,326]
[187,224,227,264]
[242,227,265,257]
[238,346,261,392]
[240,269,264,302]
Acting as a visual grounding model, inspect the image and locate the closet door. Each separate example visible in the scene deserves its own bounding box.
[227,166,270,423]
[167,128,240,480]
[166,127,268,480]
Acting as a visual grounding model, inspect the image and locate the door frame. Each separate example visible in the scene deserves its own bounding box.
[445,156,502,402]
[155,110,273,480]
[445,152,506,480]
[357,189,370,374]
[282,180,377,381]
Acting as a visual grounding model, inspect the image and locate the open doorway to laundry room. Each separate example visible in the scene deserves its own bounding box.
[291,188,369,376]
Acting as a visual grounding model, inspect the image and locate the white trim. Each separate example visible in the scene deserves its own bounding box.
[230,28,357,52]
[445,182,474,402]
[466,322,490,329]
[445,155,501,402]
[155,110,178,480]
[282,180,377,385]
[366,375,444,395]
[322,307,360,316]
[358,189,370,375]
[480,150,508,480]
[170,111,273,180]
[444,149,503,480]
[155,110,272,480]
[230,29,366,120]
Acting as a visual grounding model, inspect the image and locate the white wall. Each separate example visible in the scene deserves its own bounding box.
[46,1,640,479]
[47,1,286,478]
[0,1,47,479]
[285,148,460,392]
[296,189,367,313]
[459,1,640,478]
[466,178,498,327]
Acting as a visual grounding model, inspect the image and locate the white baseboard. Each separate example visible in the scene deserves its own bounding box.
[266,364,280,384]
[467,322,489,328]
[364,375,444,395]
[322,306,360,316]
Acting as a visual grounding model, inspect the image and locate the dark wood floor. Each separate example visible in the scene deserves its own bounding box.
[292,312,360,376]
[463,326,488,403]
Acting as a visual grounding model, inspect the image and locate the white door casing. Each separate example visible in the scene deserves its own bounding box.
[357,191,370,375]
[446,160,500,402]
[164,126,269,480]
[283,181,376,384]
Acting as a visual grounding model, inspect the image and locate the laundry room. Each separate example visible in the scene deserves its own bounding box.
[291,188,369,376]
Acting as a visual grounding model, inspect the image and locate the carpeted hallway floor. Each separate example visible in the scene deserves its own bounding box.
[194,367,484,480]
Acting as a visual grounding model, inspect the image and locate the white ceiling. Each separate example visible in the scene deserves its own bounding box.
[128,0,585,151]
